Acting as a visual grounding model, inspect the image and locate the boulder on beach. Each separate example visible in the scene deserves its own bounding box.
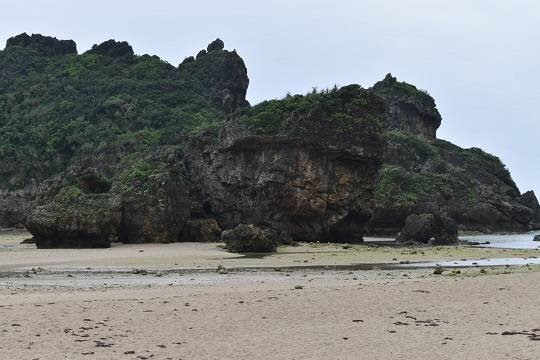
[397,213,435,243]
[221,224,278,253]
[26,186,122,248]
[397,209,458,245]
[534,235,540,242]
[181,218,222,242]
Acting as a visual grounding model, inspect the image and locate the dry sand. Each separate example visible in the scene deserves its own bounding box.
[1,230,539,359]
[1,272,539,360]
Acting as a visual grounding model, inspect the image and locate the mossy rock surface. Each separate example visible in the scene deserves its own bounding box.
[26,186,122,248]
[222,224,278,253]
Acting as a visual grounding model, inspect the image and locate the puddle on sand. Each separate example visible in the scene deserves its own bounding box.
[225,253,274,260]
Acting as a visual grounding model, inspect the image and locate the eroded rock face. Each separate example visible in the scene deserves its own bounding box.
[531,212,540,230]
[6,33,77,56]
[207,38,225,52]
[187,85,385,243]
[119,152,191,244]
[397,213,435,243]
[370,132,540,235]
[25,151,191,247]
[181,219,222,242]
[26,187,122,248]
[519,191,540,229]
[367,75,539,235]
[518,190,539,209]
[372,74,441,140]
[222,224,277,253]
[179,41,249,113]
[0,186,35,228]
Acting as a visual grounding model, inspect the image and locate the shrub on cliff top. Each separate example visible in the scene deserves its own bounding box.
[0,34,243,189]
[372,73,436,109]
[240,85,385,136]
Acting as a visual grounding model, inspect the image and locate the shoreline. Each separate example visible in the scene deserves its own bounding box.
[1,230,539,292]
[1,230,539,274]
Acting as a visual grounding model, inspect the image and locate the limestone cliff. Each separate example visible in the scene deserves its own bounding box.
[0,33,537,248]
[368,75,539,234]
[25,86,385,247]
[186,85,385,243]
[0,34,248,230]
[372,74,441,140]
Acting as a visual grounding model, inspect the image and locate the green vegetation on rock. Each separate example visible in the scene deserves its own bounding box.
[239,85,385,136]
[1,33,537,240]
[384,130,437,158]
[0,36,245,189]
[375,164,451,207]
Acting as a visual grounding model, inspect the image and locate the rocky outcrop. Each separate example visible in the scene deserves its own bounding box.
[30,117,377,248]
[370,129,540,235]
[181,56,195,65]
[396,205,458,245]
[519,191,540,229]
[181,219,222,242]
[518,190,539,209]
[118,152,191,244]
[368,75,539,235]
[531,212,540,230]
[187,85,385,243]
[397,214,435,243]
[86,40,134,57]
[26,151,191,247]
[0,186,36,228]
[26,186,122,248]
[179,40,249,113]
[372,74,441,140]
[534,234,540,242]
[196,50,207,59]
[6,33,77,56]
[221,224,277,253]
[207,38,225,52]
[2,34,538,249]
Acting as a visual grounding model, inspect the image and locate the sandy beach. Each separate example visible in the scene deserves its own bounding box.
[1,271,539,360]
[1,230,540,359]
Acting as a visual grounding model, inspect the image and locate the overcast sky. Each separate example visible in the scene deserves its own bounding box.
[1,0,538,194]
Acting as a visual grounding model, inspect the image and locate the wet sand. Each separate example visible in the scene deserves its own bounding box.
[1,230,539,359]
[1,230,539,274]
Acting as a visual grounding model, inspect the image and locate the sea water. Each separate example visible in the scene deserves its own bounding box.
[460,230,540,249]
